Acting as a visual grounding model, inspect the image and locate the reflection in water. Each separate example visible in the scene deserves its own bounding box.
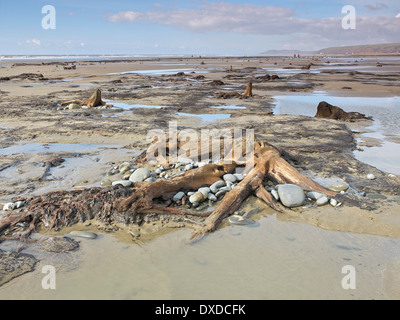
[272,94,400,174]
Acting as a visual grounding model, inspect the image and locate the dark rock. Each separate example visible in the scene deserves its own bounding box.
[315,101,372,122]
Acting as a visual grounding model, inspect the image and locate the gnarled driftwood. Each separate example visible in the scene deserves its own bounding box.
[0,136,336,243]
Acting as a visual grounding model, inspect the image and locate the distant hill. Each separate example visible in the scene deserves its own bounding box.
[262,43,400,56]
[261,49,315,56]
[318,43,400,55]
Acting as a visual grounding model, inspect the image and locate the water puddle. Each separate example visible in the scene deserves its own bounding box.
[111,102,167,110]
[272,93,400,174]
[109,68,208,76]
[1,214,399,299]
[177,112,231,122]
[0,143,121,156]
[210,105,246,110]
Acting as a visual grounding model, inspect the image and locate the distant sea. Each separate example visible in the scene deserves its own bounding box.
[0,54,227,63]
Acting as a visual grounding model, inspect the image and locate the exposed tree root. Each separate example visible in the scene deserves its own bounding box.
[0,137,337,243]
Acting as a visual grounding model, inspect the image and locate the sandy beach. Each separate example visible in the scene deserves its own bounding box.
[1,55,400,299]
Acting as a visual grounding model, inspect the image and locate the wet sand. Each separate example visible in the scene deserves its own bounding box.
[1,55,400,299]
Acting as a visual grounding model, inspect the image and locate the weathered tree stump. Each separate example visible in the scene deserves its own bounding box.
[243,82,253,97]
[0,137,336,243]
[60,89,113,108]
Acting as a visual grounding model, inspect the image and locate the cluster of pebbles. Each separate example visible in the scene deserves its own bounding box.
[100,158,246,209]
[98,158,357,213]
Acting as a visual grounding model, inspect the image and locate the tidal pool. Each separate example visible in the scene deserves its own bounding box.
[176,112,231,122]
[0,143,121,156]
[272,93,400,174]
[109,68,208,76]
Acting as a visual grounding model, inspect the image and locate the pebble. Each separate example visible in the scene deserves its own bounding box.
[69,231,97,240]
[271,189,279,201]
[129,168,151,183]
[173,191,185,202]
[210,180,226,193]
[208,193,217,202]
[68,103,81,110]
[328,182,349,193]
[198,187,211,198]
[118,163,131,174]
[330,199,338,207]
[189,192,206,204]
[215,190,227,198]
[277,184,306,208]
[316,196,329,206]
[14,201,25,209]
[367,173,376,180]
[3,203,16,211]
[233,174,245,181]
[112,180,133,187]
[223,174,237,183]
[145,177,156,183]
[306,191,325,201]
[185,164,193,171]
[228,215,255,226]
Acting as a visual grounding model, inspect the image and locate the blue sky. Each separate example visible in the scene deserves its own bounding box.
[1,0,399,55]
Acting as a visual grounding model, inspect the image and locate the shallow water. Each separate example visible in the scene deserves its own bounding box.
[210,105,246,110]
[1,214,399,300]
[177,112,231,122]
[0,143,121,156]
[109,68,208,76]
[272,93,400,174]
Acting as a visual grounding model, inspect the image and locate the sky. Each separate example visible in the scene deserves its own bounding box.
[0,0,399,55]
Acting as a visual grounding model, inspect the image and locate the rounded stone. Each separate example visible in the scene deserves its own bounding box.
[189,192,206,204]
[210,180,226,193]
[223,174,237,183]
[129,168,151,183]
[306,191,325,201]
[277,184,306,208]
[271,189,279,201]
[101,179,113,187]
[198,187,211,198]
[233,174,245,181]
[3,203,16,211]
[367,173,376,180]
[330,198,338,207]
[68,103,81,110]
[316,196,329,206]
[112,180,133,187]
[173,191,185,202]
[328,182,349,193]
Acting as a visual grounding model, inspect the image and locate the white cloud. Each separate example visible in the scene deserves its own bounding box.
[26,38,41,47]
[106,11,143,23]
[104,1,400,48]
[396,13,400,18]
